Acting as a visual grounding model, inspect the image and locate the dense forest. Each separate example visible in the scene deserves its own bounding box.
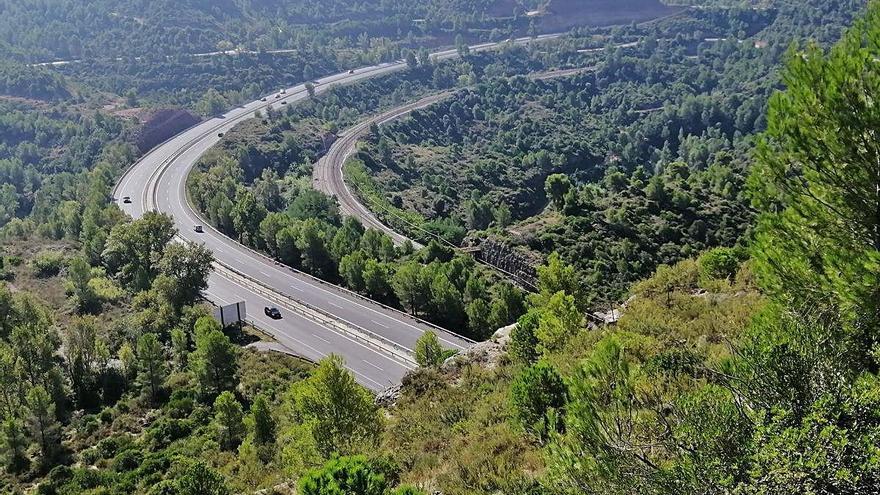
[0,0,876,494]
[351,0,861,301]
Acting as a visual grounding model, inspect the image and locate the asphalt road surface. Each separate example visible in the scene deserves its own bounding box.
[311,65,596,250]
[113,34,561,390]
[313,92,456,247]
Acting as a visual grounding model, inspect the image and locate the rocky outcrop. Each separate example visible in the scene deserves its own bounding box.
[440,323,516,375]
[461,237,540,290]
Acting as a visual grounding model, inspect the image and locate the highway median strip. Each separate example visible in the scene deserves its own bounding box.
[213,262,419,369]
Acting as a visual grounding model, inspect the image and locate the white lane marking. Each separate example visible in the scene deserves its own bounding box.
[144,49,518,350]
[291,285,304,292]
[328,301,343,310]
[209,276,416,370]
[370,320,389,329]
[312,333,331,344]
[207,292,391,389]
[362,360,384,371]
[259,270,271,277]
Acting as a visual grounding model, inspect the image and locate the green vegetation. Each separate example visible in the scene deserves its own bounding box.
[354,0,859,302]
[189,121,526,339]
[0,0,876,494]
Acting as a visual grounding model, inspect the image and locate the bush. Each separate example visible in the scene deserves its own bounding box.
[165,391,196,419]
[509,311,540,364]
[96,436,123,460]
[112,449,143,473]
[146,417,194,449]
[698,246,748,281]
[414,332,444,367]
[31,250,65,277]
[510,362,568,440]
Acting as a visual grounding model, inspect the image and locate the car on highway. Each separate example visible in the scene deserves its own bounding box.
[275,94,281,99]
[281,101,286,105]
[264,306,282,319]
[349,69,355,74]
[194,225,204,233]
[261,97,266,101]
[280,89,286,94]
[218,132,224,137]
[122,196,132,204]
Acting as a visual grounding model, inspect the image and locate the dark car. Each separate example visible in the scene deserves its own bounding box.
[281,101,287,105]
[264,307,282,319]
[217,132,224,138]
[349,69,355,74]
[194,225,204,233]
[122,196,132,204]
[261,97,267,102]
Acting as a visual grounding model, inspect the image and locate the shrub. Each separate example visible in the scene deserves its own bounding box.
[414,332,444,367]
[509,311,540,364]
[698,246,748,281]
[112,449,143,473]
[30,250,65,277]
[96,436,123,460]
[510,362,568,440]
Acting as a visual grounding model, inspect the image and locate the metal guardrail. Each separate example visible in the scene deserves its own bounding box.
[213,263,418,368]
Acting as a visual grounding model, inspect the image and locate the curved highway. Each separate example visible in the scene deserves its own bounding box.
[312,66,596,250]
[113,35,561,391]
[313,92,455,247]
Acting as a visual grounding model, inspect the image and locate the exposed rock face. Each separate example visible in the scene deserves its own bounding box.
[375,383,403,407]
[134,109,201,153]
[440,323,516,374]
[464,238,542,289]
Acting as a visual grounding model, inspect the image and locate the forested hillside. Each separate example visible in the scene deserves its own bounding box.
[0,0,671,62]
[0,0,876,494]
[352,0,861,301]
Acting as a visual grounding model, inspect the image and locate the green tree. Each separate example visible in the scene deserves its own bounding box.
[297,219,334,277]
[392,261,428,315]
[405,50,418,69]
[65,257,98,313]
[331,217,365,261]
[414,332,444,367]
[102,212,176,290]
[170,327,189,370]
[363,260,391,300]
[428,273,465,327]
[214,391,245,451]
[118,341,136,386]
[533,252,587,311]
[339,250,368,293]
[510,362,568,440]
[61,316,99,406]
[177,462,230,495]
[489,282,524,329]
[360,229,395,261]
[544,174,571,210]
[26,385,60,462]
[137,333,166,404]
[157,242,214,307]
[277,224,303,267]
[232,190,268,247]
[191,317,238,400]
[286,356,381,457]
[535,291,582,353]
[509,310,540,364]
[465,298,491,339]
[251,394,276,447]
[298,455,388,495]
[750,8,880,341]
[0,416,28,472]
